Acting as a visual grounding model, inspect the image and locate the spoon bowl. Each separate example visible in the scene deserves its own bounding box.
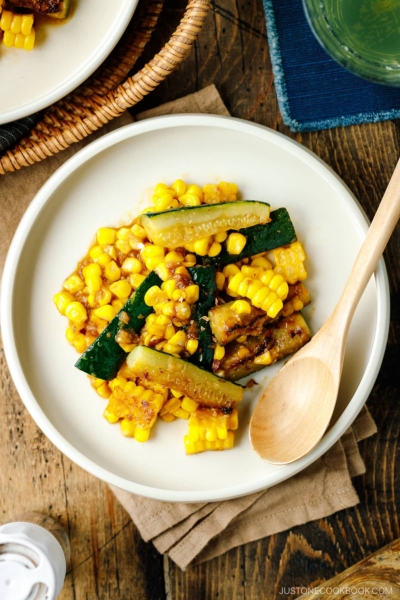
[250,157,400,464]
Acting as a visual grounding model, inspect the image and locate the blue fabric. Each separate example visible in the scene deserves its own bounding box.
[263,0,400,131]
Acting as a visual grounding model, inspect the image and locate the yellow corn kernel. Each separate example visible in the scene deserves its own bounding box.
[109,280,132,299]
[172,179,187,196]
[65,327,77,343]
[104,408,119,424]
[14,32,25,48]
[103,245,117,260]
[241,266,262,278]
[83,263,101,279]
[226,232,247,255]
[161,397,182,414]
[145,256,164,270]
[86,275,102,295]
[164,323,176,340]
[94,287,111,307]
[154,183,169,196]
[161,413,176,423]
[155,314,171,326]
[120,418,136,437]
[173,408,190,420]
[168,330,187,347]
[130,223,147,239]
[97,252,112,267]
[185,285,200,305]
[214,344,225,360]
[215,272,225,291]
[231,300,251,315]
[165,251,184,265]
[115,240,131,255]
[172,289,186,302]
[252,287,270,308]
[144,286,168,307]
[142,244,165,258]
[273,242,307,284]
[104,260,121,282]
[72,333,87,353]
[96,382,111,398]
[222,264,240,278]
[237,277,253,297]
[214,231,228,243]
[109,376,127,391]
[193,237,211,256]
[155,193,174,211]
[111,299,124,312]
[179,193,201,207]
[170,389,183,398]
[237,335,247,343]
[251,256,272,269]
[152,263,168,282]
[1,10,13,31]
[181,397,199,413]
[161,301,176,317]
[163,343,183,355]
[161,279,176,299]
[89,245,103,260]
[268,299,283,319]
[10,13,21,33]
[23,27,35,50]
[175,302,191,320]
[130,273,146,289]
[185,242,195,253]
[185,339,199,355]
[135,427,151,442]
[116,227,131,241]
[53,291,74,315]
[186,184,203,200]
[254,351,272,365]
[63,273,84,294]
[97,227,116,246]
[184,253,196,267]
[65,301,87,324]
[93,304,116,322]
[175,265,190,277]
[269,273,285,292]
[208,241,222,257]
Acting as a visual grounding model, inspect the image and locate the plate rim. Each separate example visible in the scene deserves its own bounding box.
[0,0,139,125]
[0,114,390,502]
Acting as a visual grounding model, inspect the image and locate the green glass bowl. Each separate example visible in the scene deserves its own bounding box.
[303,0,400,86]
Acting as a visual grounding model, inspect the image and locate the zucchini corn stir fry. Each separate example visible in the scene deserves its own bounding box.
[53,180,312,454]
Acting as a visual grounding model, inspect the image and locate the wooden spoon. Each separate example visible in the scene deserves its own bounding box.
[250,158,400,464]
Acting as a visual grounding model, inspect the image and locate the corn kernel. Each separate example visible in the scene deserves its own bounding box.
[226,232,247,255]
[130,273,146,289]
[208,241,222,257]
[65,301,87,324]
[165,251,184,265]
[10,14,21,33]
[185,339,199,355]
[184,253,196,266]
[168,330,187,347]
[14,32,25,48]
[163,323,175,340]
[252,287,270,308]
[131,224,147,239]
[185,285,200,304]
[23,28,35,50]
[173,408,190,420]
[89,245,103,260]
[109,280,132,299]
[179,193,201,207]
[104,409,119,424]
[237,335,247,342]
[93,305,116,322]
[222,264,240,278]
[254,351,272,365]
[63,274,84,294]
[193,237,211,256]
[153,262,170,282]
[172,289,186,302]
[175,302,191,320]
[172,179,187,196]
[155,193,174,211]
[53,291,74,315]
[269,273,285,292]
[186,184,203,199]
[116,227,131,241]
[261,292,278,314]
[104,260,121,282]
[154,183,169,196]
[115,240,131,255]
[231,300,251,315]
[181,397,199,413]
[214,231,228,243]
[161,279,176,299]
[161,413,176,423]
[215,272,225,291]
[97,252,112,267]
[103,245,117,260]
[144,286,168,307]
[96,382,111,398]
[1,10,13,31]
[120,418,136,437]
[65,327,77,343]
[214,344,225,360]
[163,343,183,355]
[112,299,124,312]
[251,256,272,269]
[97,228,116,245]
[161,301,176,317]
[268,299,283,319]
[86,275,102,295]
[73,333,87,353]
[83,263,101,279]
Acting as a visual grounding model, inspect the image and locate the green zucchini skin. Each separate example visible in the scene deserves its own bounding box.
[75,271,162,380]
[197,208,297,269]
[187,266,217,370]
[127,345,243,408]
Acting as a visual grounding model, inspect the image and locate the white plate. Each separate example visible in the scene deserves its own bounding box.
[1,115,390,502]
[0,0,139,124]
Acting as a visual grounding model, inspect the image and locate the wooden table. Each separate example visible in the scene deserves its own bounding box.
[1,1,399,598]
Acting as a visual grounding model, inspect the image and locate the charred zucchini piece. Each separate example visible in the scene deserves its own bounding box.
[215,312,312,381]
[140,201,270,248]
[198,208,297,269]
[209,282,311,346]
[127,346,243,408]
[7,0,70,17]
[75,271,162,380]
[209,301,268,347]
[187,266,217,369]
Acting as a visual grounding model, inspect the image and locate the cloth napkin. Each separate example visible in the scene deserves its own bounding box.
[0,84,377,571]
[263,0,400,132]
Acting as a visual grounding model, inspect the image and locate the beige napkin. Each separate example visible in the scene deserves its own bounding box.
[0,84,377,571]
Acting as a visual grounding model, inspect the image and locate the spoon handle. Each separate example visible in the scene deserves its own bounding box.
[331,157,400,332]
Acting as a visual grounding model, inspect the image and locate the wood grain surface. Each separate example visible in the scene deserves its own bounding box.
[1,0,399,599]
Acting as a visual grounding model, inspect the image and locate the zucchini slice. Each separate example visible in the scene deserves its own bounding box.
[187,266,217,370]
[75,271,162,380]
[198,208,297,269]
[140,201,270,248]
[215,312,312,381]
[8,0,70,17]
[127,346,243,408]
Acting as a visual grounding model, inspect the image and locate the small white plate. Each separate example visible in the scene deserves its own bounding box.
[0,0,138,124]
[1,115,390,502]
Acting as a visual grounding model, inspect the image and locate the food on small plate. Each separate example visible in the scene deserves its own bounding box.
[0,0,70,51]
[53,180,311,454]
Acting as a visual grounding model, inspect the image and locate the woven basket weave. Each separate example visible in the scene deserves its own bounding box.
[0,0,210,176]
